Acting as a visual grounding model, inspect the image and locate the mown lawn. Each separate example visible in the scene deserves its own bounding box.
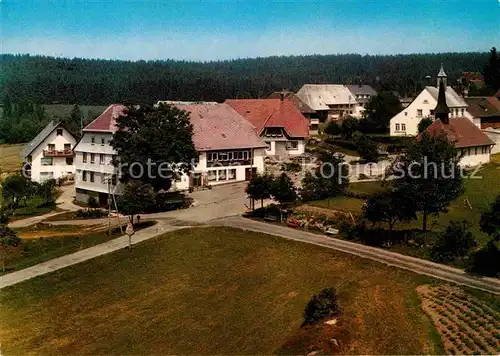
[0,143,24,182]
[309,156,500,244]
[0,227,443,355]
[308,180,386,213]
[2,221,156,275]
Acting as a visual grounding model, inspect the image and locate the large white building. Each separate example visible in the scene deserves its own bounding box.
[390,66,476,136]
[20,121,77,183]
[74,103,266,204]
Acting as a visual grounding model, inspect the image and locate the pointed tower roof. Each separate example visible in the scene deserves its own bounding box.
[437,63,447,77]
[434,79,450,124]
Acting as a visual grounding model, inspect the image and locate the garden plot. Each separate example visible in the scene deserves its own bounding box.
[418,284,500,355]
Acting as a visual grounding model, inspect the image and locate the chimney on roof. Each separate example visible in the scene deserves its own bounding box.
[434,79,450,125]
[280,90,285,102]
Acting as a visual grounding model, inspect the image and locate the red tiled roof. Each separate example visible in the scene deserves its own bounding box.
[225,99,310,138]
[85,103,265,151]
[421,117,494,148]
[83,104,126,132]
[178,103,266,151]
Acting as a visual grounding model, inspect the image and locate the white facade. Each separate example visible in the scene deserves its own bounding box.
[262,139,305,156]
[390,87,473,136]
[457,146,491,166]
[484,128,500,154]
[74,132,266,203]
[25,126,76,183]
[74,132,120,204]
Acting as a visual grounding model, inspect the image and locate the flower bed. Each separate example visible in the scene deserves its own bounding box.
[417,284,500,355]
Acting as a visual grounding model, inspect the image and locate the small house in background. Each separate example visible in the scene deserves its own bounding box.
[346,84,377,117]
[268,91,319,134]
[20,121,76,183]
[465,96,500,130]
[226,97,310,158]
[296,84,359,122]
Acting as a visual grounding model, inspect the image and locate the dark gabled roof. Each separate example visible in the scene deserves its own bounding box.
[465,96,500,118]
[421,117,494,148]
[20,121,74,157]
[346,84,377,96]
[268,91,316,114]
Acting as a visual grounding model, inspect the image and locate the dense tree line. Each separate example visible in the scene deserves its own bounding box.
[0,51,492,106]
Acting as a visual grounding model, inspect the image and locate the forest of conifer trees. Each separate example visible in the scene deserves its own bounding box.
[0,51,491,105]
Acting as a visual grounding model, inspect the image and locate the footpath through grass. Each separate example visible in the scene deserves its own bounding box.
[1,226,443,355]
[2,221,156,275]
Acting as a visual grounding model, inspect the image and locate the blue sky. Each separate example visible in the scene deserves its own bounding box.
[1,0,498,61]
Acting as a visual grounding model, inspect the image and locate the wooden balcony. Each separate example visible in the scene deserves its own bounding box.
[43,149,74,157]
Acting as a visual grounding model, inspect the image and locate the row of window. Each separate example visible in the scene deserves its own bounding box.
[41,157,73,165]
[264,141,299,151]
[411,108,465,118]
[207,151,252,162]
[394,123,407,132]
[90,136,109,145]
[207,168,237,182]
[47,143,72,151]
[461,146,490,156]
[82,152,107,164]
[80,170,117,184]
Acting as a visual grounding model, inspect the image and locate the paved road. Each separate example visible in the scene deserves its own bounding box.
[4,182,500,295]
[213,216,500,295]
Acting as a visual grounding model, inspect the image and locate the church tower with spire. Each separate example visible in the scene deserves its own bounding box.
[434,77,450,125]
[437,64,447,88]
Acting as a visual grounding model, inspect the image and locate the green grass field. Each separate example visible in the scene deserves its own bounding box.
[2,221,156,275]
[310,155,500,244]
[0,227,444,355]
[0,143,24,177]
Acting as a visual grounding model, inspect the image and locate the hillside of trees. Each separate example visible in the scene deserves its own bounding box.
[0,51,491,105]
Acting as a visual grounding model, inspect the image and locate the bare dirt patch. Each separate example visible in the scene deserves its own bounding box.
[417,284,500,355]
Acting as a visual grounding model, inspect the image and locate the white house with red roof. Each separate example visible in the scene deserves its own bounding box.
[419,77,495,167]
[225,97,310,158]
[73,103,266,204]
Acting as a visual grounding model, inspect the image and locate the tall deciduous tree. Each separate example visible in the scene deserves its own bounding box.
[245,173,274,209]
[417,117,433,133]
[117,181,156,222]
[388,132,464,231]
[301,147,349,201]
[363,91,403,133]
[111,103,198,191]
[480,195,500,241]
[271,173,297,221]
[484,47,500,92]
[363,190,416,232]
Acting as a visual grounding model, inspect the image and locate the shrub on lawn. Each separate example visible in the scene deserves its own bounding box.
[282,161,302,173]
[302,287,340,326]
[87,196,99,209]
[430,221,477,263]
[73,209,107,219]
[466,240,500,277]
